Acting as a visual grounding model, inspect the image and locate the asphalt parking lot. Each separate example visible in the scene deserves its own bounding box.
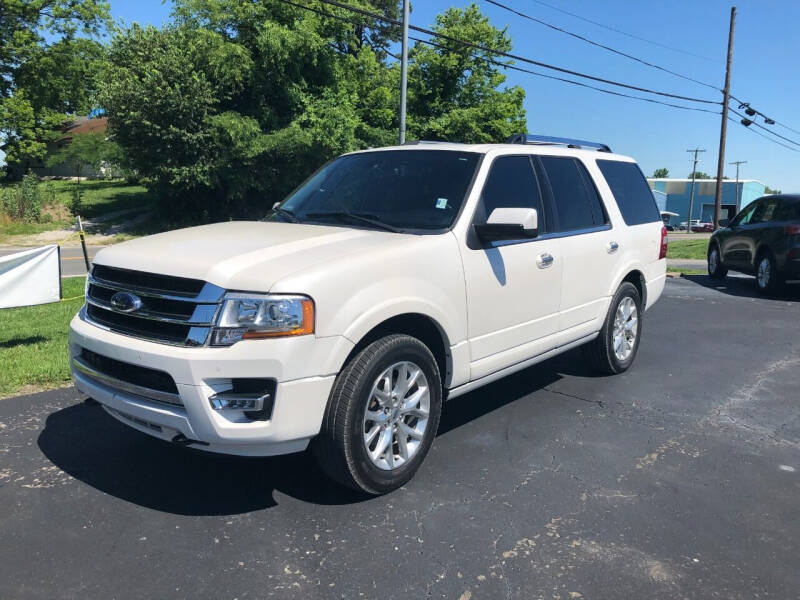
[1,275,798,599]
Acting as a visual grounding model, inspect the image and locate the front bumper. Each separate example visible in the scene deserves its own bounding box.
[69,308,353,456]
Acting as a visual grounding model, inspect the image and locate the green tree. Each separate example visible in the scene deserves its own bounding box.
[100,1,527,222]
[0,0,110,178]
[765,185,781,195]
[407,4,526,142]
[652,167,669,178]
[688,171,712,179]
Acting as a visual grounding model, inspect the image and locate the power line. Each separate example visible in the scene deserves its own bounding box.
[527,0,720,63]
[484,0,720,91]
[729,93,800,136]
[409,34,720,115]
[286,0,720,105]
[729,107,800,148]
[727,116,799,152]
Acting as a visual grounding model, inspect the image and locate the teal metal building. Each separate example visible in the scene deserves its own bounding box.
[647,178,766,226]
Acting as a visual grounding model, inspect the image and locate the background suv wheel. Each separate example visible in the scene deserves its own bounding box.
[312,334,442,495]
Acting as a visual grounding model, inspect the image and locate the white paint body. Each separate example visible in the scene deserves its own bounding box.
[69,143,666,456]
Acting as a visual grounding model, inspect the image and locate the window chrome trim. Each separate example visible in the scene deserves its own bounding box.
[72,356,183,406]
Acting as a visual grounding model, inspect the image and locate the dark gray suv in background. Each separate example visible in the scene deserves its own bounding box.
[707,194,800,294]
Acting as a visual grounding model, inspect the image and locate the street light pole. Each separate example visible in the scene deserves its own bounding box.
[687,148,706,232]
[398,0,410,145]
[729,160,747,212]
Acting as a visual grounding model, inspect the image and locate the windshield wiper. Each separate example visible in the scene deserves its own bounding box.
[304,211,400,233]
[270,207,300,223]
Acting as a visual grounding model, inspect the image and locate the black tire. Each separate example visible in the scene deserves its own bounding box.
[583,282,643,375]
[312,334,442,495]
[754,251,784,296]
[707,243,727,279]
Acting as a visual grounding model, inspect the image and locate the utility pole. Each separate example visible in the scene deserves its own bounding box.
[687,148,707,232]
[713,6,736,230]
[729,160,747,211]
[398,0,410,145]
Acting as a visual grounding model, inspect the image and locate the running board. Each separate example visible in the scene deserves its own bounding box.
[445,333,598,401]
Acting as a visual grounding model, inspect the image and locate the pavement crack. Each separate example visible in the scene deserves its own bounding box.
[543,386,604,408]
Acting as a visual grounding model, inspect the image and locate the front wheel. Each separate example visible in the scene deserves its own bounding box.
[708,244,727,279]
[312,334,442,495]
[584,282,643,375]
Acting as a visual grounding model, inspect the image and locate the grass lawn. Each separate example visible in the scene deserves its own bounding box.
[0,179,153,242]
[0,276,85,398]
[667,239,709,260]
[667,268,706,276]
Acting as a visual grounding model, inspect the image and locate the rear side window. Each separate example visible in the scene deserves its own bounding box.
[477,155,543,222]
[540,156,606,231]
[597,160,660,226]
[776,199,800,221]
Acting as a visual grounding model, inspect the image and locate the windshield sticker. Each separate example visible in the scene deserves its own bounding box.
[435,198,448,209]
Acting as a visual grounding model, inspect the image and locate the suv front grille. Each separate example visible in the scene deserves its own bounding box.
[85,265,225,346]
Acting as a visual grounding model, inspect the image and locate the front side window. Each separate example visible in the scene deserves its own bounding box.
[476,155,543,223]
[596,160,660,226]
[272,150,481,231]
[732,200,758,225]
[540,156,606,231]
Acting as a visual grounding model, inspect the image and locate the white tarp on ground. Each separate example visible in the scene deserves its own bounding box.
[0,245,61,309]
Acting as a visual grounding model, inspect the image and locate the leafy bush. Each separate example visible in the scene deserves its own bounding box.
[69,185,84,216]
[0,172,42,222]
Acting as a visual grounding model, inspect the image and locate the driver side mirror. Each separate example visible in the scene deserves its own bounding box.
[474,208,538,242]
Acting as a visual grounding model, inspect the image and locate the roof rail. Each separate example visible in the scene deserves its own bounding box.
[402,140,456,145]
[507,134,612,153]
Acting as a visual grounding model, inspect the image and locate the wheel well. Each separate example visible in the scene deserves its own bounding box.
[622,270,647,308]
[345,314,450,385]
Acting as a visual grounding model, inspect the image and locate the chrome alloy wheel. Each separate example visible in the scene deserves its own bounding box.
[757,257,771,289]
[612,296,638,362]
[709,248,719,273]
[363,361,430,471]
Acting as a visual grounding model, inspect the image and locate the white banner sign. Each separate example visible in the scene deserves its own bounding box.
[0,245,61,309]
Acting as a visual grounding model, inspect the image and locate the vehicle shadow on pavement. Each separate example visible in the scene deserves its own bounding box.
[682,274,800,301]
[37,352,597,515]
[37,402,366,515]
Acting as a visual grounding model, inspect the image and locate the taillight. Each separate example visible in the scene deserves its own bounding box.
[658,226,668,260]
[783,224,800,235]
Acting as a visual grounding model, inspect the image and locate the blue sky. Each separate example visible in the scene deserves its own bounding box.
[97,1,800,190]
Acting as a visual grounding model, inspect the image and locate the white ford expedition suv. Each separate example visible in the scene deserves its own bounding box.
[69,134,667,494]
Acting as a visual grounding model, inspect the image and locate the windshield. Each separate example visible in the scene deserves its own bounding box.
[268,150,481,231]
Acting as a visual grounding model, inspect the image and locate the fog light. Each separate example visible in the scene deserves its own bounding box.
[209,392,269,411]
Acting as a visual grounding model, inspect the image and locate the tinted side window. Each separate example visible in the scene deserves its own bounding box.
[777,199,800,222]
[478,156,542,222]
[597,160,660,226]
[540,156,598,231]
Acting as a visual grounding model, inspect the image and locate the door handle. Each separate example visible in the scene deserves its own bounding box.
[607,241,619,253]
[536,253,554,268]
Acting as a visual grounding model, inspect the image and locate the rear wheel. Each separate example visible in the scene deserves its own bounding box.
[312,334,442,495]
[584,282,643,375]
[707,244,727,279]
[755,251,783,295]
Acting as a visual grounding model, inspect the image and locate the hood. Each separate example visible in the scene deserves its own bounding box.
[93,221,408,292]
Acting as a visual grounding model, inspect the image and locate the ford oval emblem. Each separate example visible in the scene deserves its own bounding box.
[110,291,143,313]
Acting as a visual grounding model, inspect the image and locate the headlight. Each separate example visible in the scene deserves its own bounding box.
[211,293,314,346]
